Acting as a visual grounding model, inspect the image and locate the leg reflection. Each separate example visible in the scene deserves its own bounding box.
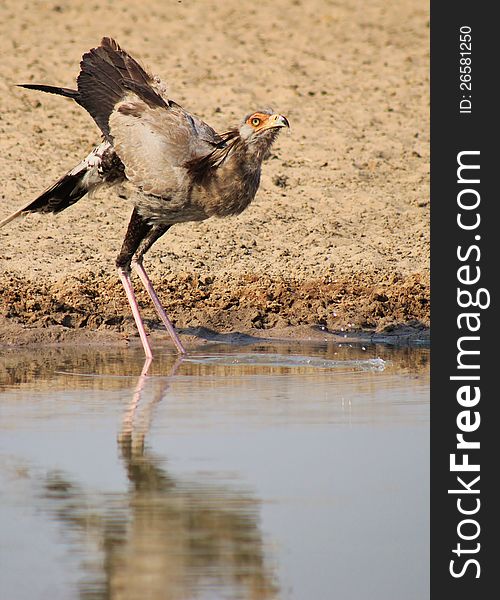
[118,356,182,455]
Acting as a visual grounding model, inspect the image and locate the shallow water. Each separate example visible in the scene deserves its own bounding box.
[0,341,429,600]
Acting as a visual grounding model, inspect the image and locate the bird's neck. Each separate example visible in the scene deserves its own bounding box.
[200,138,267,218]
[245,129,280,162]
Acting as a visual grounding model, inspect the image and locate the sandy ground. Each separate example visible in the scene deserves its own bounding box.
[0,0,429,350]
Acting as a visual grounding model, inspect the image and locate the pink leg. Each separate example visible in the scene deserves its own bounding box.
[132,261,186,355]
[118,268,154,359]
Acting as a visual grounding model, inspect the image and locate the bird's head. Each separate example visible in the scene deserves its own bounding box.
[239,110,290,142]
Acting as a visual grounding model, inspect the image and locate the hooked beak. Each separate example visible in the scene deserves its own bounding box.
[265,114,290,129]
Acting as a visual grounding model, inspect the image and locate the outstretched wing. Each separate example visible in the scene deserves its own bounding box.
[78,38,226,195]
[76,37,172,141]
[74,37,156,140]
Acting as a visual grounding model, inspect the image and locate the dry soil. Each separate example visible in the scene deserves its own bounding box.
[0,0,429,350]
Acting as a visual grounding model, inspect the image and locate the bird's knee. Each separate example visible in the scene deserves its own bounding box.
[115,252,132,272]
[131,256,144,268]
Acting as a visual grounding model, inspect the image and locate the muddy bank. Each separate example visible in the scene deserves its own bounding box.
[0,270,429,349]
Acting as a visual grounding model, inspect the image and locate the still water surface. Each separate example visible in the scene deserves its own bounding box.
[0,341,429,600]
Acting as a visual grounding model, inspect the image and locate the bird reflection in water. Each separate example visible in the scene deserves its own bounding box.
[41,358,279,600]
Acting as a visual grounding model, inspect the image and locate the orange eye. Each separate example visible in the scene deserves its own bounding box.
[251,117,261,127]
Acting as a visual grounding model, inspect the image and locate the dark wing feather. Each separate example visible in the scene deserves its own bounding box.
[76,37,166,140]
[122,78,168,109]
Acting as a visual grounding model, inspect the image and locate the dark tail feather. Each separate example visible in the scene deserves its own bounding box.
[17,84,80,101]
[24,167,89,214]
[0,166,89,229]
